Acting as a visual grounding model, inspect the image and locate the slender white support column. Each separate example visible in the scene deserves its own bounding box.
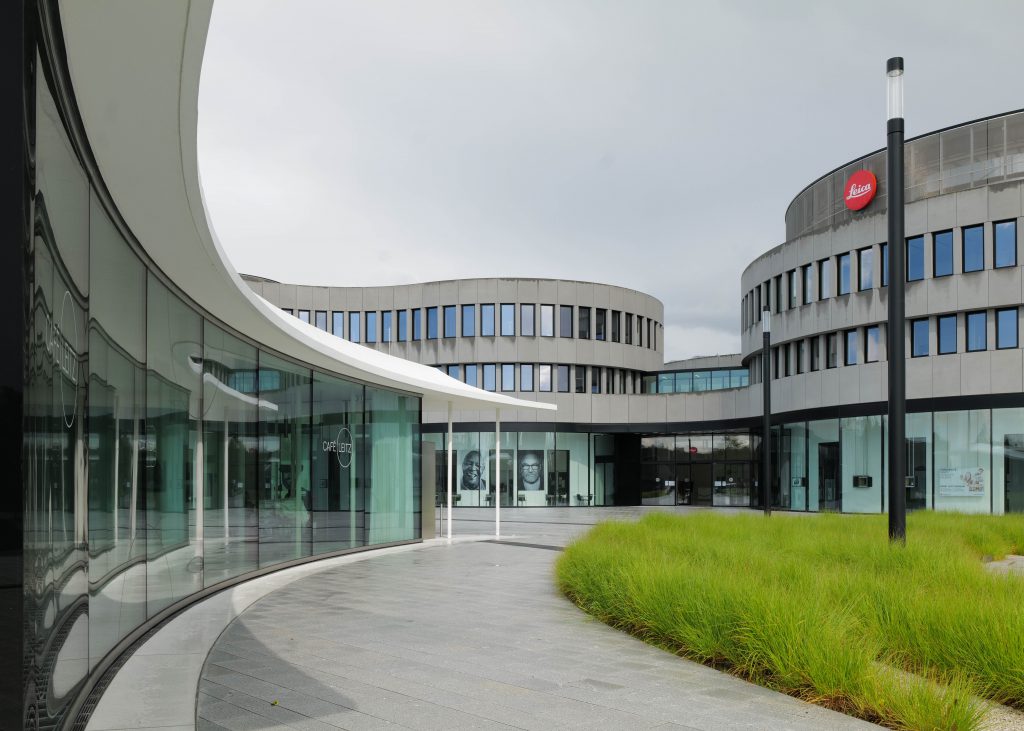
[446,402,453,542]
[130,417,139,542]
[195,431,204,549]
[223,419,229,541]
[113,403,120,544]
[495,411,501,538]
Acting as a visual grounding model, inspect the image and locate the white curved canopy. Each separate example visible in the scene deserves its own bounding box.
[57,0,554,415]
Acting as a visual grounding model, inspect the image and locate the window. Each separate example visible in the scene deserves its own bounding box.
[966,311,987,352]
[755,285,762,319]
[865,325,880,363]
[907,235,925,281]
[625,313,633,344]
[788,269,798,308]
[772,347,779,379]
[465,364,479,387]
[483,364,496,391]
[595,308,607,341]
[540,305,554,337]
[591,366,601,393]
[314,310,327,330]
[610,310,620,342]
[963,225,984,272]
[880,243,889,286]
[365,311,378,343]
[500,304,514,336]
[538,364,552,392]
[443,305,457,338]
[397,310,408,341]
[647,319,653,348]
[607,367,615,393]
[559,305,573,338]
[557,364,570,392]
[501,363,514,391]
[348,312,361,342]
[578,307,590,339]
[461,304,475,337]
[844,329,857,365]
[426,307,438,339]
[911,319,929,357]
[281,307,293,316]
[858,247,873,290]
[381,311,392,342]
[997,308,1018,349]
[934,230,954,277]
[809,336,819,371]
[519,364,533,391]
[826,333,838,368]
[637,317,644,347]
[803,264,813,304]
[783,343,792,376]
[521,304,535,336]
[937,314,957,354]
[774,274,783,312]
[819,258,832,299]
[575,365,586,393]
[996,220,1017,268]
[412,308,422,340]
[481,304,495,336]
[796,340,805,374]
[332,311,344,338]
[838,253,851,295]
[447,365,461,380]
[298,309,310,324]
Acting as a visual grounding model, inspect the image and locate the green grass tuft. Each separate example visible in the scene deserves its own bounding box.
[555,511,1024,730]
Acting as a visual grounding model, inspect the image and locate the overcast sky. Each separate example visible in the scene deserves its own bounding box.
[198,0,1024,361]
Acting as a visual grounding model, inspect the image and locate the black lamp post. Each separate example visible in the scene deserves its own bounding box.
[886,57,907,543]
[762,307,771,516]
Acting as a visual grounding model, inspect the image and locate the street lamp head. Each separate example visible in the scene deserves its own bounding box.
[886,56,904,121]
[762,308,771,335]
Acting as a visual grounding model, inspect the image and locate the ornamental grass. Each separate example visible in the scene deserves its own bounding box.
[555,511,1024,730]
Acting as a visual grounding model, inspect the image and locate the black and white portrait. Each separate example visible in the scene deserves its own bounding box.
[460,450,485,491]
[517,450,544,491]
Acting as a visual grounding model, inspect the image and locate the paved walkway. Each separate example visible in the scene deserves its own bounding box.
[194,508,876,731]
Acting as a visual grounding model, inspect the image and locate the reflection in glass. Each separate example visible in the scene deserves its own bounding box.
[907,236,925,281]
[540,305,554,337]
[366,389,420,543]
[500,304,514,336]
[521,304,535,336]
[966,311,987,351]
[443,305,456,338]
[312,372,364,551]
[963,225,984,272]
[481,304,495,336]
[996,220,1017,268]
[539,364,552,392]
[519,364,533,391]
[938,315,956,354]
[934,230,954,277]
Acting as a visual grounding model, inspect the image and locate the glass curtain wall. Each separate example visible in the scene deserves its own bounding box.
[311,372,364,551]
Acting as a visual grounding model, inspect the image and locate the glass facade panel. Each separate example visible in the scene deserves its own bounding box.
[521,304,535,336]
[963,225,984,272]
[995,220,1017,268]
[540,305,554,337]
[778,424,807,510]
[519,364,533,391]
[997,308,1018,349]
[907,235,925,281]
[657,373,675,393]
[462,304,475,337]
[365,389,419,544]
[311,372,364,551]
[966,311,987,351]
[936,315,957,354]
[934,410,990,513]
[841,416,884,513]
[481,304,495,337]
[500,303,514,335]
[202,322,259,587]
[447,365,461,380]
[625,313,633,344]
[934,230,954,277]
[788,269,798,308]
[807,419,840,512]
[575,365,586,393]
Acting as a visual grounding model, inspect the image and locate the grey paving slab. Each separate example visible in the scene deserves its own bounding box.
[197,511,878,731]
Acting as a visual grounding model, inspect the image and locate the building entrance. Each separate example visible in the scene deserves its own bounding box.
[818,442,840,511]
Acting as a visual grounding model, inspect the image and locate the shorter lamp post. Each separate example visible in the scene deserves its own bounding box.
[762,307,771,516]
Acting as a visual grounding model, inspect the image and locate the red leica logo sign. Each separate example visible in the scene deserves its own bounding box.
[844,170,877,211]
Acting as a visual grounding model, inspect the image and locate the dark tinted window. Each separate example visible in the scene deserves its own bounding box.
[578,307,590,339]
[557,364,570,391]
[610,310,619,341]
[803,265,813,304]
[880,243,889,286]
[963,225,984,272]
[826,333,838,368]
[934,230,953,277]
[559,305,573,338]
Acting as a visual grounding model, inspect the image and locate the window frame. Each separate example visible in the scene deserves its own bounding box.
[788,269,798,309]
[962,224,984,273]
[381,310,393,342]
[556,364,570,392]
[837,253,852,295]
[966,310,987,352]
[500,303,515,336]
[933,230,954,278]
[443,305,457,338]
[461,304,475,337]
[500,363,515,391]
[818,258,832,299]
[995,219,1018,269]
[844,329,857,366]
[348,311,361,343]
[426,306,438,339]
[857,247,873,291]
[482,363,497,392]
[809,336,819,371]
[802,264,813,305]
[911,318,929,358]
[826,332,838,369]
[906,235,925,282]
[540,304,555,337]
[521,304,535,336]
[864,324,880,363]
[332,311,344,338]
[937,314,957,355]
[519,364,533,391]
[559,305,573,338]
[365,311,378,343]
[538,364,552,392]
[481,303,495,337]
[996,307,1018,350]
